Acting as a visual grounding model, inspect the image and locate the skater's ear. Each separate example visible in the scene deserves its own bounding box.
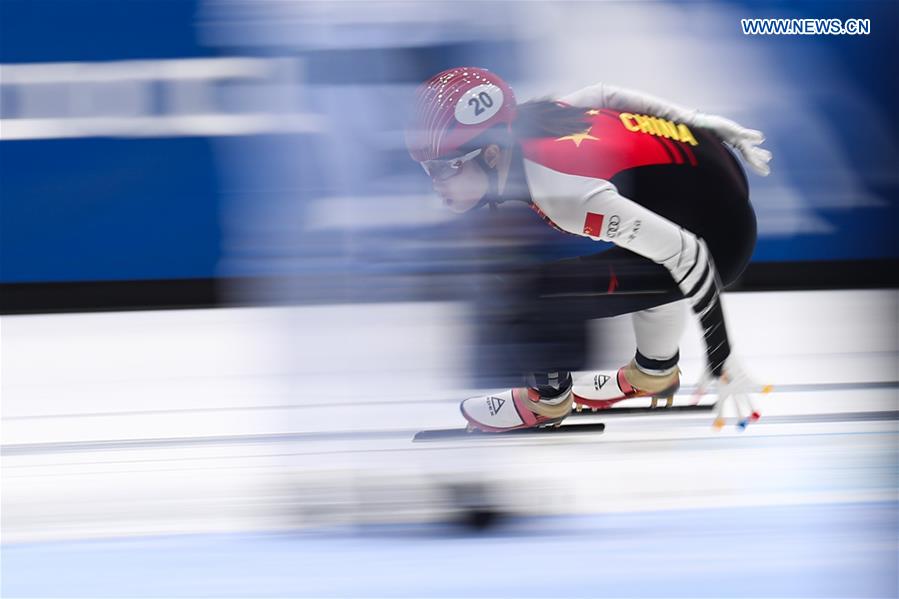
[483,144,502,169]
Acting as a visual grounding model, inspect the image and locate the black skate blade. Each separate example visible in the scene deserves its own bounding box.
[570,404,714,417]
[413,422,605,442]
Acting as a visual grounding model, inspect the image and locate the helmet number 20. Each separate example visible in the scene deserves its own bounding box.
[454,84,504,125]
[468,91,494,116]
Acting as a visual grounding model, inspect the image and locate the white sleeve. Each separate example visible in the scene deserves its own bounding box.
[583,187,732,375]
[560,82,700,126]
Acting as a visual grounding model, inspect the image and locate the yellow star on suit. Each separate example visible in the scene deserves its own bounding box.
[555,127,599,147]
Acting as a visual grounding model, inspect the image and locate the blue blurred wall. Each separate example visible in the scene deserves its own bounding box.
[1,0,220,283]
[1,0,896,284]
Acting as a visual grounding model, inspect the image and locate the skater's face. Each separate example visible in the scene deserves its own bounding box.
[423,147,493,213]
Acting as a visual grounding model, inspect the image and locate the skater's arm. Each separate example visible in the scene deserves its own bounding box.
[560,83,772,176]
[561,82,700,126]
[579,187,730,376]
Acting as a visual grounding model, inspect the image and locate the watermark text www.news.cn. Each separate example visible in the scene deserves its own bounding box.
[741,18,870,36]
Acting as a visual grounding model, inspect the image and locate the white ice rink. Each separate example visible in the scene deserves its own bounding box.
[2,289,897,597]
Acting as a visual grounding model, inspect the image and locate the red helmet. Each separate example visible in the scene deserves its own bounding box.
[406,67,517,163]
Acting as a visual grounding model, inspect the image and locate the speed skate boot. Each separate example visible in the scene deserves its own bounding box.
[460,372,573,433]
[571,360,680,411]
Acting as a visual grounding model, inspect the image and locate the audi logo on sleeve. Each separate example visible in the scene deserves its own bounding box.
[606,215,621,237]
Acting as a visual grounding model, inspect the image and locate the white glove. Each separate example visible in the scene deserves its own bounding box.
[693,113,773,177]
[693,355,773,430]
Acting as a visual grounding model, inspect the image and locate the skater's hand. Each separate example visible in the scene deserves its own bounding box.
[693,114,772,176]
[693,355,772,430]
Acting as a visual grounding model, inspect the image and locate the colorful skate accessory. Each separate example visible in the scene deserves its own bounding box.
[712,388,769,430]
[694,358,772,431]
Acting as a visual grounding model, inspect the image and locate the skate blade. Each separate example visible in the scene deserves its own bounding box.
[413,422,606,442]
[570,402,715,417]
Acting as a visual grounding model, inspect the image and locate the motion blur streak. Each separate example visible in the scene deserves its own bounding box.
[0,58,322,140]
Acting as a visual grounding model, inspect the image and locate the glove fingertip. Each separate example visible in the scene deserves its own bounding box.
[746,129,764,142]
[750,160,771,176]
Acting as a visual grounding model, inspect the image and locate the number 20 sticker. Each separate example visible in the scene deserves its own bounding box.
[454,84,504,125]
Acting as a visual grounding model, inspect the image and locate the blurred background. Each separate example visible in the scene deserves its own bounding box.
[1,1,897,597]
